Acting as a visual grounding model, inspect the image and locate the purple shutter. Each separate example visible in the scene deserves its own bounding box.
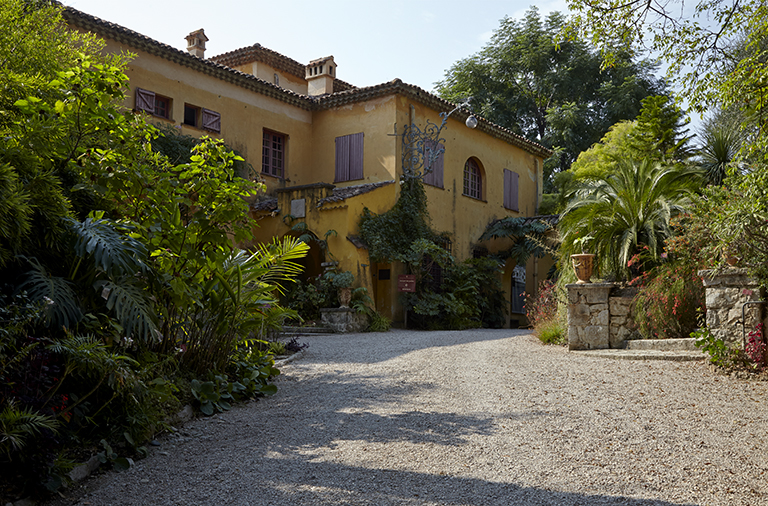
[135,88,155,114]
[335,132,364,182]
[349,132,364,180]
[504,169,519,211]
[202,109,221,133]
[335,134,350,182]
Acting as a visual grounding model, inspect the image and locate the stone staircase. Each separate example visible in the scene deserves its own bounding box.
[572,338,707,361]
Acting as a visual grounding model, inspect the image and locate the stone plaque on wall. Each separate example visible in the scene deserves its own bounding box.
[291,198,306,218]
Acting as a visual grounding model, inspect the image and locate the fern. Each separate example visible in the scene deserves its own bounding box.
[95,278,158,343]
[18,257,82,329]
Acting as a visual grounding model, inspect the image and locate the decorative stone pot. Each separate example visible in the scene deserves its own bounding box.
[338,287,352,308]
[571,254,595,284]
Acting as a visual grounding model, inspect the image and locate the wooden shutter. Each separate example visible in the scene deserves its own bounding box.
[201,109,221,133]
[335,134,350,182]
[423,140,444,188]
[349,132,364,180]
[504,169,519,211]
[335,132,364,182]
[135,88,155,114]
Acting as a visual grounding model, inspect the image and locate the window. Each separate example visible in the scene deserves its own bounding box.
[135,88,170,119]
[423,139,444,188]
[262,130,285,178]
[335,132,364,182]
[503,169,519,211]
[184,104,199,127]
[183,105,221,133]
[511,265,526,314]
[463,158,482,199]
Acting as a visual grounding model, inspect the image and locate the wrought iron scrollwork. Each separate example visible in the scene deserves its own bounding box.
[401,103,476,181]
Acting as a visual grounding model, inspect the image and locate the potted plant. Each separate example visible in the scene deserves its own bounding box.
[571,235,595,284]
[324,270,354,308]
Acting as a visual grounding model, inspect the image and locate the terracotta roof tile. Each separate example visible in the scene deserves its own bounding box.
[318,180,395,207]
[250,197,278,212]
[63,7,549,158]
[316,80,552,158]
[62,7,314,111]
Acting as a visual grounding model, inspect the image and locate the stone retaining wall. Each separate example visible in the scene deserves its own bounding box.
[699,268,764,346]
[320,308,368,333]
[567,283,638,351]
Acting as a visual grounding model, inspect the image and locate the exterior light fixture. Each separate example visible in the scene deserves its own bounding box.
[400,98,479,180]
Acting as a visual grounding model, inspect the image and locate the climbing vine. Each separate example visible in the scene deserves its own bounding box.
[359,178,507,329]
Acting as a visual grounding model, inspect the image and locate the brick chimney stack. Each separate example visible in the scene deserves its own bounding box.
[185,29,208,58]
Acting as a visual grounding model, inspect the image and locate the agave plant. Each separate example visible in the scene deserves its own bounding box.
[559,158,703,280]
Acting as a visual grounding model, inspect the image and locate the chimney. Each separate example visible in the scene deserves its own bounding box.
[305,56,336,96]
[185,29,209,58]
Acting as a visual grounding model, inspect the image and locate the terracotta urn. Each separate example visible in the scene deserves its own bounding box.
[338,287,352,308]
[571,254,595,284]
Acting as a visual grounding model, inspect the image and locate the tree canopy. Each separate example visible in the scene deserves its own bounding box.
[564,0,767,153]
[435,7,664,190]
[570,95,691,181]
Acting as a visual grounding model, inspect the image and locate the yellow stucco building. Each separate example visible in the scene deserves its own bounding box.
[65,8,554,328]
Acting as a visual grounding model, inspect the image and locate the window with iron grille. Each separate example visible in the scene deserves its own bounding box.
[511,265,526,314]
[262,130,285,178]
[463,158,482,199]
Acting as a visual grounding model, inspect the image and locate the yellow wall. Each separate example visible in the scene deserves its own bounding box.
[403,102,543,261]
[96,31,551,328]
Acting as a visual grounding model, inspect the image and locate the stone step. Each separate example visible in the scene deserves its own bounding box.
[280,325,334,335]
[624,337,699,352]
[573,349,706,361]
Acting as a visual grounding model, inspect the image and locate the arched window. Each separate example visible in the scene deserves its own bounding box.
[463,158,482,199]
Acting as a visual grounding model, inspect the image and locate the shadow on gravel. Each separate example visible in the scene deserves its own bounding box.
[236,456,696,506]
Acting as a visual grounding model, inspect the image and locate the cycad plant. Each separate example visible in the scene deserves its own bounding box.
[559,158,703,280]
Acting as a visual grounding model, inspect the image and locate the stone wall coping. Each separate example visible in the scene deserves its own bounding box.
[565,283,616,290]
[698,268,760,287]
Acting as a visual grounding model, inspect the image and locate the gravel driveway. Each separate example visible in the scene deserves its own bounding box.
[57,329,768,505]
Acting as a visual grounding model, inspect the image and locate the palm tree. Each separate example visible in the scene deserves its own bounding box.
[559,158,703,280]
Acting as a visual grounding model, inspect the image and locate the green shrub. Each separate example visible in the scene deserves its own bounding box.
[525,280,567,345]
[693,327,737,367]
[632,260,704,339]
[536,315,567,345]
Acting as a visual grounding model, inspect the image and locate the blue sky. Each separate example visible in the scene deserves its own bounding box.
[65,0,570,93]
